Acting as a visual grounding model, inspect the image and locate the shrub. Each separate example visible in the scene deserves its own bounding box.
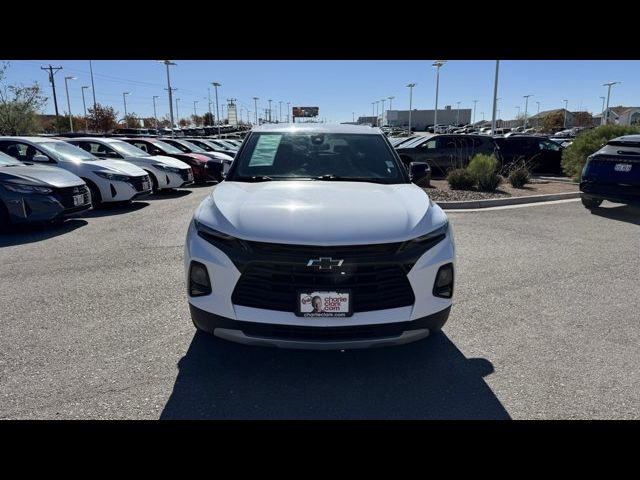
[561,124,640,181]
[447,168,474,190]
[508,167,529,188]
[467,154,502,192]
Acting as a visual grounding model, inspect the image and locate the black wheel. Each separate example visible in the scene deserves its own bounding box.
[84,179,102,208]
[582,197,602,209]
[0,201,11,231]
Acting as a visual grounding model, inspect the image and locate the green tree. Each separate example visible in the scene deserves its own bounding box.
[202,112,214,126]
[88,103,118,133]
[191,114,203,126]
[0,62,48,135]
[123,113,139,128]
[561,124,640,180]
[142,117,157,128]
[540,111,565,133]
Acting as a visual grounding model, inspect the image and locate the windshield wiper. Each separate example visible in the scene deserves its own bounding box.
[246,175,274,182]
[314,175,387,183]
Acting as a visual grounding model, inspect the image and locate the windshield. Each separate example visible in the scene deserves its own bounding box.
[178,140,206,153]
[151,140,184,155]
[0,151,22,166]
[228,132,407,184]
[107,140,151,157]
[38,142,97,162]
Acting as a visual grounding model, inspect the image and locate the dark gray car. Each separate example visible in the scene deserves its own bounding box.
[0,152,91,227]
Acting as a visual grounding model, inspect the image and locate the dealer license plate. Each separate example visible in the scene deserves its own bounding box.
[296,291,352,317]
[73,194,85,206]
[614,163,632,172]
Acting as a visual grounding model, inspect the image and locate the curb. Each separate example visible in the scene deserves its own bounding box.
[436,191,581,210]
[535,176,579,184]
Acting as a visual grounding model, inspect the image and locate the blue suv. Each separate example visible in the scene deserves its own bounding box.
[580,135,640,209]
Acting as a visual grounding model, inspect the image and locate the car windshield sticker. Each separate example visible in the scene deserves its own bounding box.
[249,134,282,167]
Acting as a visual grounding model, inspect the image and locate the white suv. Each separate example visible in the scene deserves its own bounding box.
[184,124,455,349]
[0,137,152,206]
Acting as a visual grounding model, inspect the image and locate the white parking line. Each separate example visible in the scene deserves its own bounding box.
[445,198,581,212]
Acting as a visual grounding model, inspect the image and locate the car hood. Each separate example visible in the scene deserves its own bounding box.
[195,181,447,245]
[123,154,190,169]
[84,159,147,176]
[0,163,84,188]
[200,151,234,163]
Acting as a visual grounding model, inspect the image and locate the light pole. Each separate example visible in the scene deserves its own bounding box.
[64,76,76,132]
[81,85,89,132]
[175,97,180,126]
[562,99,568,128]
[432,60,447,130]
[268,99,272,123]
[602,82,620,126]
[473,99,478,125]
[599,96,606,125]
[388,96,394,111]
[207,88,213,126]
[193,100,198,117]
[279,101,283,123]
[253,97,259,125]
[371,101,375,118]
[536,101,540,128]
[456,101,461,126]
[158,61,176,135]
[380,98,386,126]
[406,83,416,133]
[152,95,159,130]
[212,82,221,136]
[123,92,130,127]
[491,60,500,134]
[523,94,533,128]
[287,102,290,123]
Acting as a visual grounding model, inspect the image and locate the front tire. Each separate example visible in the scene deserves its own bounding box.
[83,179,102,209]
[0,201,11,231]
[582,197,602,209]
[147,171,160,193]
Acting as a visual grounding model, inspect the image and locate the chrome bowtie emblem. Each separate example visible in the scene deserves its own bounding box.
[307,257,344,270]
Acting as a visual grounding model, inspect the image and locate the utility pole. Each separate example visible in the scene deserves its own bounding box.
[563,99,568,128]
[473,99,478,125]
[41,65,63,133]
[152,95,159,130]
[253,97,259,125]
[491,60,500,134]
[268,99,272,122]
[602,82,620,126]
[81,86,89,132]
[279,100,283,123]
[406,83,416,133]
[286,102,290,123]
[158,61,177,136]
[523,94,533,128]
[64,76,76,133]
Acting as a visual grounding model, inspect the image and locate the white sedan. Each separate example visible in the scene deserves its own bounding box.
[0,137,152,207]
[65,137,194,192]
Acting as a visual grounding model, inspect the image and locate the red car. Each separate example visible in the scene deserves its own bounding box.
[120,137,215,183]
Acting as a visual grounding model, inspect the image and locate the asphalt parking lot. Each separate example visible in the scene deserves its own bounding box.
[0,187,639,419]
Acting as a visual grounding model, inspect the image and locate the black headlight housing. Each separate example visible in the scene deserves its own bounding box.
[189,261,212,297]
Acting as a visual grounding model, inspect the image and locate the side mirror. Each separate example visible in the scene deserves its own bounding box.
[151,148,162,155]
[32,154,50,163]
[410,162,431,187]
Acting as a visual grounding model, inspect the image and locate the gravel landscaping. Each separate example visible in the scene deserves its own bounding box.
[425,177,578,202]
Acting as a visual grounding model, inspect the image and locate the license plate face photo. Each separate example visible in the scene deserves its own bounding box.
[73,194,84,206]
[614,163,632,172]
[297,291,352,317]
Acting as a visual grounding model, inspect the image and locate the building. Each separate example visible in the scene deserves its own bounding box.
[597,106,640,126]
[382,106,472,130]
[356,116,378,126]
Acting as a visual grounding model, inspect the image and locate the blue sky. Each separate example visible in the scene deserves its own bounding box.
[3,60,638,123]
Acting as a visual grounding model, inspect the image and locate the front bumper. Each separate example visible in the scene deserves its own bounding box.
[3,192,91,224]
[190,303,450,349]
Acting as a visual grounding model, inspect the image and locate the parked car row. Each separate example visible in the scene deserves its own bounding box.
[0,133,236,228]
[392,133,565,177]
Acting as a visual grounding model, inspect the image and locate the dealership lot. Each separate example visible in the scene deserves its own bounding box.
[0,187,638,419]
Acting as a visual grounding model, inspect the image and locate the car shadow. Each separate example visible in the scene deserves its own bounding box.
[590,203,640,225]
[160,331,510,420]
[0,219,87,247]
[146,189,192,201]
[77,201,149,218]
[189,182,217,189]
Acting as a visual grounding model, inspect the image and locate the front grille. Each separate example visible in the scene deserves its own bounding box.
[242,322,408,341]
[128,175,150,192]
[53,185,90,209]
[231,241,416,313]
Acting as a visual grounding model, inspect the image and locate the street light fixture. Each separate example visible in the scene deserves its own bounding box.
[406,83,416,133]
[64,76,76,133]
[602,82,620,126]
[523,94,533,128]
[432,60,447,130]
[158,60,176,135]
[562,99,569,128]
[81,85,90,132]
[388,96,395,111]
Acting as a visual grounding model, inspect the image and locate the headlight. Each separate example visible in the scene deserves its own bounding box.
[94,171,130,182]
[194,218,236,241]
[154,164,181,173]
[1,183,52,194]
[408,221,448,245]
